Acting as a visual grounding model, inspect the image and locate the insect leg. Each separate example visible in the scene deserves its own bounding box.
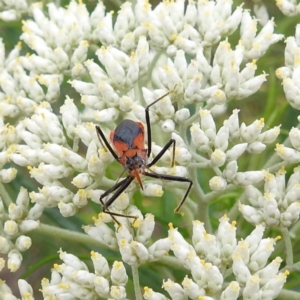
[100,176,137,221]
[145,88,176,158]
[96,125,119,161]
[147,139,176,168]
[144,172,193,215]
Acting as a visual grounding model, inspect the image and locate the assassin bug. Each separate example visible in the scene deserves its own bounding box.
[95,88,193,223]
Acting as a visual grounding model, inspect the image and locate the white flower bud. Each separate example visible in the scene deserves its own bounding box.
[226,143,248,161]
[148,238,171,262]
[60,97,79,138]
[131,241,149,263]
[125,52,139,87]
[237,74,268,99]
[0,236,13,253]
[72,189,88,208]
[118,239,138,266]
[59,248,88,270]
[214,126,229,151]
[142,183,163,198]
[90,251,110,278]
[71,173,93,188]
[0,168,17,183]
[234,171,264,185]
[275,144,300,163]
[54,47,69,70]
[111,261,128,286]
[242,275,260,299]
[18,279,34,299]
[4,220,18,236]
[249,237,279,272]
[200,109,216,140]
[204,262,223,292]
[211,149,226,167]
[281,202,300,227]
[94,276,110,298]
[8,203,23,221]
[83,221,117,249]
[240,119,264,142]
[209,176,227,191]
[245,225,265,255]
[71,40,88,64]
[210,89,227,105]
[175,147,192,165]
[94,107,119,123]
[256,257,283,286]
[182,276,205,299]
[15,235,32,252]
[96,46,126,86]
[58,202,78,217]
[260,271,289,299]
[161,119,175,133]
[16,97,37,115]
[223,161,238,182]
[289,127,300,151]
[224,109,240,141]
[136,214,155,244]
[162,279,186,300]
[144,286,169,300]
[110,285,127,300]
[239,203,264,225]
[190,123,210,152]
[247,141,266,154]
[217,216,237,262]
[220,281,240,300]
[232,253,251,285]
[20,130,43,149]
[69,80,98,95]
[175,108,190,122]
[119,95,133,112]
[109,192,130,211]
[8,249,22,272]
[263,193,280,227]
[19,220,39,232]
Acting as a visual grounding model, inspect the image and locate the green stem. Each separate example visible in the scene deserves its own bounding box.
[35,223,113,250]
[277,289,300,300]
[132,265,143,300]
[190,168,212,233]
[0,182,13,206]
[280,226,293,266]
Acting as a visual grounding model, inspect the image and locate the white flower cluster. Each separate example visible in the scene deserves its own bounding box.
[0,278,34,300]
[190,109,280,190]
[0,188,40,273]
[39,249,132,300]
[240,168,300,227]
[276,24,300,109]
[0,0,28,21]
[1,214,287,300]
[0,0,298,298]
[276,0,300,16]
[144,216,288,300]
[84,210,171,266]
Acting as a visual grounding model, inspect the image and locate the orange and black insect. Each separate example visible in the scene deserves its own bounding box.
[96,89,193,222]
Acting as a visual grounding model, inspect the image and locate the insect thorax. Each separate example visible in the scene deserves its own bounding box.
[119,150,147,174]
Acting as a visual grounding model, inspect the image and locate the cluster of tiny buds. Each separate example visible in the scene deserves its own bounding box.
[276,24,300,109]
[144,216,288,300]
[0,0,298,298]
[190,108,280,191]
[2,214,285,300]
[240,167,300,228]
[83,210,171,266]
[0,188,41,273]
